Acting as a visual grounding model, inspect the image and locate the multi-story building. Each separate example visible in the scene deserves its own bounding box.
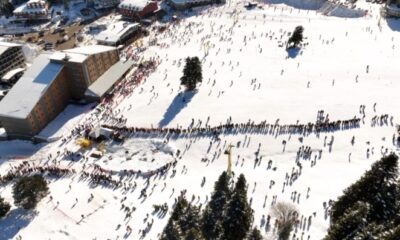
[0,42,25,80]
[0,45,121,139]
[13,0,49,20]
[118,0,158,20]
[50,45,119,99]
[95,21,140,46]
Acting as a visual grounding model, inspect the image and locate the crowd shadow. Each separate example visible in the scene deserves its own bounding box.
[286,47,300,58]
[0,140,45,167]
[159,90,197,128]
[0,208,37,239]
[386,17,400,32]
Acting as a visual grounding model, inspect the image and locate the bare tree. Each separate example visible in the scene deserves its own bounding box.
[271,202,299,240]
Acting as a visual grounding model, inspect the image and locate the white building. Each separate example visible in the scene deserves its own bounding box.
[13,0,49,20]
[95,21,140,46]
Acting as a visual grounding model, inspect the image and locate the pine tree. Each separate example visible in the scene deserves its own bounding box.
[324,202,369,240]
[185,227,205,240]
[330,154,399,224]
[12,175,49,210]
[247,227,263,240]
[381,225,400,240]
[180,57,202,91]
[222,174,253,240]
[171,196,189,222]
[287,26,304,49]
[180,205,202,233]
[202,171,231,239]
[0,196,11,218]
[161,219,182,240]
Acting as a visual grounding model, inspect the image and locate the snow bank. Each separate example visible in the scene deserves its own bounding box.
[96,139,176,173]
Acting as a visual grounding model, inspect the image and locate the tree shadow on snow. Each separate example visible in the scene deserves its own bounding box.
[286,47,300,58]
[159,90,197,128]
[386,18,400,32]
[0,208,37,239]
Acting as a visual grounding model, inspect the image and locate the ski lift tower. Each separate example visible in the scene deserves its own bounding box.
[224,144,235,176]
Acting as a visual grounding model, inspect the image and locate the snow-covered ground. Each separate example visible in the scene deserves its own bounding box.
[1,0,400,239]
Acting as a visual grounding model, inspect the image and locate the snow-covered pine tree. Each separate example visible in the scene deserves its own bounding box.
[222,174,253,240]
[12,174,49,210]
[324,201,369,240]
[330,153,399,224]
[180,57,203,91]
[201,171,232,240]
[160,219,182,240]
[247,227,263,240]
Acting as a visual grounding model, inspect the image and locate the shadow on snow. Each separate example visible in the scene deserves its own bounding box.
[159,90,197,128]
[0,208,37,240]
[386,18,400,32]
[286,47,301,58]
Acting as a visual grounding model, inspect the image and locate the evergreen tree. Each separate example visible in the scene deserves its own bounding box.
[381,225,400,240]
[222,174,253,240]
[0,196,11,218]
[180,57,202,91]
[171,196,189,222]
[161,219,182,240]
[185,227,205,240]
[330,154,399,224]
[247,227,263,240]
[12,175,49,210]
[202,171,231,239]
[180,205,202,233]
[287,26,304,49]
[324,202,369,240]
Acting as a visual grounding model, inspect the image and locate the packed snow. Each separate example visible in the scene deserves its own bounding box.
[1,0,400,239]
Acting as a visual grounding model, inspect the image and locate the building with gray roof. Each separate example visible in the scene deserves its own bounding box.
[0,45,124,140]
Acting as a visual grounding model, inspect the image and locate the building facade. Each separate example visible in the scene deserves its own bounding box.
[0,42,25,79]
[0,45,120,139]
[118,0,158,20]
[13,0,49,20]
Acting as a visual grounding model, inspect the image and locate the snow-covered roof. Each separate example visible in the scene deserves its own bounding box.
[27,0,47,3]
[95,21,140,45]
[0,52,64,119]
[1,67,25,81]
[119,0,150,10]
[49,51,88,63]
[85,59,134,99]
[50,45,117,63]
[63,45,116,55]
[13,2,47,14]
[0,41,21,56]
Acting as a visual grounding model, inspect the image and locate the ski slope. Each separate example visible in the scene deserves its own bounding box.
[1,0,400,239]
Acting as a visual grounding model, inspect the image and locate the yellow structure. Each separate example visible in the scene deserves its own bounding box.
[76,137,91,148]
[224,144,234,176]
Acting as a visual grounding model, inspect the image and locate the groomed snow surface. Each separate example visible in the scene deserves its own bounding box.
[1,0,400,239]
